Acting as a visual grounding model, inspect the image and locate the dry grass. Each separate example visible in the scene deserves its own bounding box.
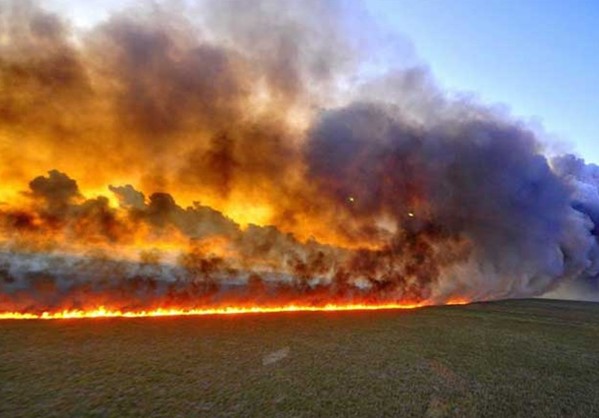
[1,299,599,417]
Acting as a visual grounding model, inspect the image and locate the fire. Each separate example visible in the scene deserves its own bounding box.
[3,2,544,314]
[0,299,469,320]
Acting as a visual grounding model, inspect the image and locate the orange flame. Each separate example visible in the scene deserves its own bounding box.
[0,299,469,320]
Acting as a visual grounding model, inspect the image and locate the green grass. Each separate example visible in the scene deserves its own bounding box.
[1,299,599,417]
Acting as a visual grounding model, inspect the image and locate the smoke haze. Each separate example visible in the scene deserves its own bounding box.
[1,0,598,313]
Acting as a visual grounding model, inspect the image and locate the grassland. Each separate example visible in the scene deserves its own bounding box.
[1,299,599,417]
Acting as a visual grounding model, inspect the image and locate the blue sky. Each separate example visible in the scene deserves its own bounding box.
[366,0,599,163]
[48,0,599,163]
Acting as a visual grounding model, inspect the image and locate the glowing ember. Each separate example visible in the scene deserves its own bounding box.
[0,300,468,320]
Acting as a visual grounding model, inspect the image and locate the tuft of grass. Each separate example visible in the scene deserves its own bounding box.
[1,299,599,417]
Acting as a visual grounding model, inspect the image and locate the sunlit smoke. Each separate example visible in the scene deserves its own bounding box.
[1,0,599,318]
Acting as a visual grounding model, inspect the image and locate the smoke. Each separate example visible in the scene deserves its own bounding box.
[1,0,598,313]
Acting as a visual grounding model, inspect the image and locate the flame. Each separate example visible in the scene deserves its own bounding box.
[0,4,483,315]
[0,299,469,320]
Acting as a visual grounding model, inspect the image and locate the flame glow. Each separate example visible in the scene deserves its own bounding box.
[3,0,584,317]
[0,299,469,320]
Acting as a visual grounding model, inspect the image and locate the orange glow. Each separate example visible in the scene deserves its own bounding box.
[0,299,469,320]
[0,5,478,319]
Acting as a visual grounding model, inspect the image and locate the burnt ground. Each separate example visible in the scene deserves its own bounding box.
[1,299,599,417]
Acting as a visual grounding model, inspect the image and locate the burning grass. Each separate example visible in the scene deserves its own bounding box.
[0,299,468,320]
[1,299,599,417]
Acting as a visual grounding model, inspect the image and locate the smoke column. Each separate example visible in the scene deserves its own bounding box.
[1,0,598,314]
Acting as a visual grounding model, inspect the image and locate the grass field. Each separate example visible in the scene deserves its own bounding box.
[1,299,599,417]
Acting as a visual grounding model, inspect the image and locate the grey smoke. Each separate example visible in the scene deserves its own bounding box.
[2,0,599,310]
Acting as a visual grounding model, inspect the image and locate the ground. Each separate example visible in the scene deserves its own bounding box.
[1,299,599,417]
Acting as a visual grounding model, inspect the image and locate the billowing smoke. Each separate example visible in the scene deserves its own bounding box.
[1,0,598,313]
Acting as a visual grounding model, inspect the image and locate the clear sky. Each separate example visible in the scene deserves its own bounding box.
[366,0,599,163]
[47,0,599,163]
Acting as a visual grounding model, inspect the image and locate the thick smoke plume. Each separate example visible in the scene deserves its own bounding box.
[1,0,598,313]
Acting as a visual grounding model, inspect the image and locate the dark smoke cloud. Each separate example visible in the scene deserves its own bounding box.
[29,170,81,211]
[545,155,599,299]
[307,102,598,300]
[0,0,598,312]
